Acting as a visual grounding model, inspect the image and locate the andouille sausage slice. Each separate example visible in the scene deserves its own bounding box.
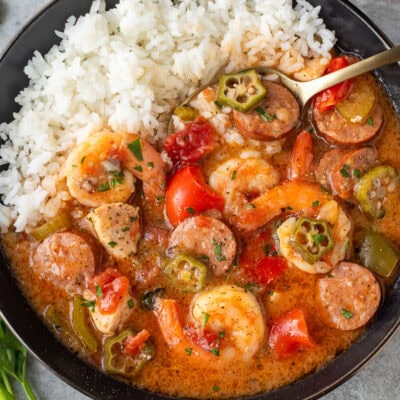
[313,104,383,145]
[315,147,377,199]
[167,215,237,276]
[317,262,381,330]
[330,147,377,199]
[315,148,344,188]
[232,81,300,141]
[32,232,96,293]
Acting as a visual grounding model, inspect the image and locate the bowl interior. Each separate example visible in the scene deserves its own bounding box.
[0,1,399,399]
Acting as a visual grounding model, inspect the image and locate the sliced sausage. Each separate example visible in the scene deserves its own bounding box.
[168,215,237,276]
[330,147,377,199]
[313,104,383,145]
[315,148,344,188]
[317,261,381,330]
[232,81,300,141]
[87,203,141,260]
[32,232,96,293]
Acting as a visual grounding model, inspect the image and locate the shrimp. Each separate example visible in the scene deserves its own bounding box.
[293,57,329,82]
[276,200,352,274]
[64,130,165,207]
[190,285,265,362]
[233,180,332,232]
[209,158,279,217]
[154,285,265,364]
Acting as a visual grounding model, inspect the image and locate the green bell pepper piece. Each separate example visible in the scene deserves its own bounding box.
[71,296,99,354]
[356,230,400,277]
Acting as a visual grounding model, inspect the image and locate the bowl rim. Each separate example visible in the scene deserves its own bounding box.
[0,1,399,400]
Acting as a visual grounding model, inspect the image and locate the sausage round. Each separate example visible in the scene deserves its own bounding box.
[313,104,383,145]
[315,147,377,199]
[32,232,96,293]
[317,262,381,330]
[232,81,300,141]
[330,147,377,199]
[168,215,237,276]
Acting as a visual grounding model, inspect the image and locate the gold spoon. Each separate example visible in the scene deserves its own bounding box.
[254,45,400,108]
[170,45,400,132]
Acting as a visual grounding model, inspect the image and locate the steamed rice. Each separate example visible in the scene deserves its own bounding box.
[0,0,335,232]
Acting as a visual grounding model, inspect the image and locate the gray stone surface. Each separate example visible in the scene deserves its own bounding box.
[0,1,399,399]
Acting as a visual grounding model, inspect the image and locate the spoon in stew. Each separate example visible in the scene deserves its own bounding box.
[170,45,400,131]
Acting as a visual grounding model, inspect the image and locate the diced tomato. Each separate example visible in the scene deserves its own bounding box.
[124,329,151,355]
[314,56,352,113]
[184,324,220,353]
[288,131,314,182]
[166,165,224,226]
[89,268,130,314]
[163,118,215,164]
[240,230,287,286]
[269,308,315,357]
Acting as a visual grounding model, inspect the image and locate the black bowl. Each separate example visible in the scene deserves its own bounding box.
[1,1,399,399]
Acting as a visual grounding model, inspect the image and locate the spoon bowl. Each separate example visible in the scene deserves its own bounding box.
[169,45,400,133]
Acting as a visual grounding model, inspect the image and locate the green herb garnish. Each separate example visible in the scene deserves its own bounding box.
[231,170,237,180]
[95,283,103,299]
[312,200,320,207]
[185,348,193,356]
[98,182,110,192]
[81,300,96,312]
[341,308,353,319]
[108,241,117,248]
[127,299,135,309]
[255,107,277,122]
[128,138,143,161]
[366,117,374,126]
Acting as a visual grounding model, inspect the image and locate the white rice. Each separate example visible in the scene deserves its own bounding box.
[0,0,336,232]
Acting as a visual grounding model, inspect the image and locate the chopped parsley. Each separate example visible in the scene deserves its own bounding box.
[339,166,350,178]
[327,273,334,278]
[128,138,143,161]
[130,216,137,223]
[134,165,143,172]
[212,385,219,392]
[98,182,110,192]
[264,244,271,256]
[161,180,166,190]
[320,184,331,194]
[231,170,237,180]
[212,239,226,261]
[185,348,193,356]
[210,348,220,356]
[218,331,225,338]
[127,299,135,309]
[246,203,256,209]
[202,312,210,326]
[121,226,130,232]
[312,200,320,208]
[243,282,259,292]
[268,290,275,296]
[108,241,117,248]
[353,169,361,178]
[196,255,210,263]
[341,308,353,319]
[80,156,86,164]
[94,283,103,299]
[110,171,125,188]
[81,300,96,312]
[255,107,277,122]
[312,234,325,244]
[366,117,374,126]
[116,26,121,33]
[186,207,195,214]
[147,161,154,169]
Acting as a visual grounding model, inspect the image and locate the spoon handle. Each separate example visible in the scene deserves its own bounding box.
[299,45,400,104]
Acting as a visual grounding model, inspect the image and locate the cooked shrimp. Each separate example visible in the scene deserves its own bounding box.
[233,180,332,232]
[293,57,329,81]
[87,203,141,259]
[64,130,165,207]
[276,200,352,274]
[190,285,265,362]
[209,158,279,217]
[153,285,265,364]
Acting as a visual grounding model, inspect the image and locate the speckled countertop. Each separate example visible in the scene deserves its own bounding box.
[0,0,399,399]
